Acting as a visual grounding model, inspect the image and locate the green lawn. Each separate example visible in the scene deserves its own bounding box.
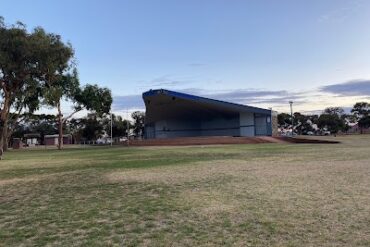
[1,135,370,246]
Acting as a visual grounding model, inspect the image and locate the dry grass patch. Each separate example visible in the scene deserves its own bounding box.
[106,159,254,184]
[2,135,370,246]
[105,156,370,245]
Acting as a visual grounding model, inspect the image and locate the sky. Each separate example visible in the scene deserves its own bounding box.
[2,0,370,116]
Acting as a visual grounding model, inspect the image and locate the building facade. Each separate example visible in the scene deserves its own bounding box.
[143,89,276,139]
[44,134,72,146]
[24,133,41,146]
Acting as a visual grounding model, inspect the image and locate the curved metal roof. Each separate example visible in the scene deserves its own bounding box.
[142,89,271,115]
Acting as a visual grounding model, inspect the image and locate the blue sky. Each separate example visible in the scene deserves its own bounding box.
[2,0,370,114]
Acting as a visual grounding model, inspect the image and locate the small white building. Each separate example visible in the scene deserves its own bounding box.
[24,133,41,146]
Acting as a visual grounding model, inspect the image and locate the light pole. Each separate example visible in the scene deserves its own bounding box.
[289,101,293,135]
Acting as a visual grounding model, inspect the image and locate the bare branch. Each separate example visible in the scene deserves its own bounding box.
[62,109,81,123]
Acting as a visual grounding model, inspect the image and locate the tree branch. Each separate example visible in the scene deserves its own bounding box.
[63,109,82,123]
[7,107,24,142]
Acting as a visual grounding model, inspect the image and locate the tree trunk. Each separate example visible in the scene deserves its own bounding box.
[6,120,16,151]
[0,93,11,158]
[57,101,63,150]
[3,123,8,151]
[6,108,22,151]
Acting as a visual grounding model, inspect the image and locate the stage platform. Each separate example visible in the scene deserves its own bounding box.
[127,136,339,146]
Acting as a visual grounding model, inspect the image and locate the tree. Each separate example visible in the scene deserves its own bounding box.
[277,113,291,127]
[324,107,344,116]
[103,114,130,139]
[81,114,104,141]
[43,69,78,150]
[358,116,370,130]
[0,18,73,157]
[113,116,130,138]
[318,114,344,134]
[316,107,347,135]
[43,60,112,149]
[68,118,85,144]
[131,111,145,138]
[5,84,41,150]
[351,102,370,119]
[28,114,58,143]
[292,113,317,135]
[351,102,370,134]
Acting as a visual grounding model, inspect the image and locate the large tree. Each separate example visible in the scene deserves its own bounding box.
[351,102,370,133]
[44,78,113,149]
[351,102,370,118]
[318,114,344,134]
[0,18,73,156]
[317,107,346,134]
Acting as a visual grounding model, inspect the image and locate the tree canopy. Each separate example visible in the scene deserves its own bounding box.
[351,102,370,133]
[1,17,112,155]
[0,17,74,153]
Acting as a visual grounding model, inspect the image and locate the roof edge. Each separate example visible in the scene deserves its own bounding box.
[142,89,272,114]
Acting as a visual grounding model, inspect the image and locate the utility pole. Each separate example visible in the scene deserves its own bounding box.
[289,101,294,136]
[110,112,113,146]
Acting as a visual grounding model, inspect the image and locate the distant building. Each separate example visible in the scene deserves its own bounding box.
[24,133,41,146]
[142,89,276,139]
[44,134,72,146]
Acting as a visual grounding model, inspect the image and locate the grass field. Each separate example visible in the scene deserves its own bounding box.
[1,135,370,246]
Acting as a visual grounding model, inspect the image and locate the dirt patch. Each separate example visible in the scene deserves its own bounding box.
[128,136,285,146]
[276,136,340,144]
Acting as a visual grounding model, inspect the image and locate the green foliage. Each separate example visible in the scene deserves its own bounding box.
[10,114,58,140]
[74,84,112,116]
[0,19,74,103]
[0,17,74,150]
[351,102,370,119]
[351,102,370,133]
[358,116,370,130]
[81,114,104,141]
[324,107,344,116]
[102,114,131,138]
[317,107,346,134]
[131,111,145,137]
[43,69,80,108]
[277,113,292,126]
[318,114,344,134]
[293,113,317,135]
